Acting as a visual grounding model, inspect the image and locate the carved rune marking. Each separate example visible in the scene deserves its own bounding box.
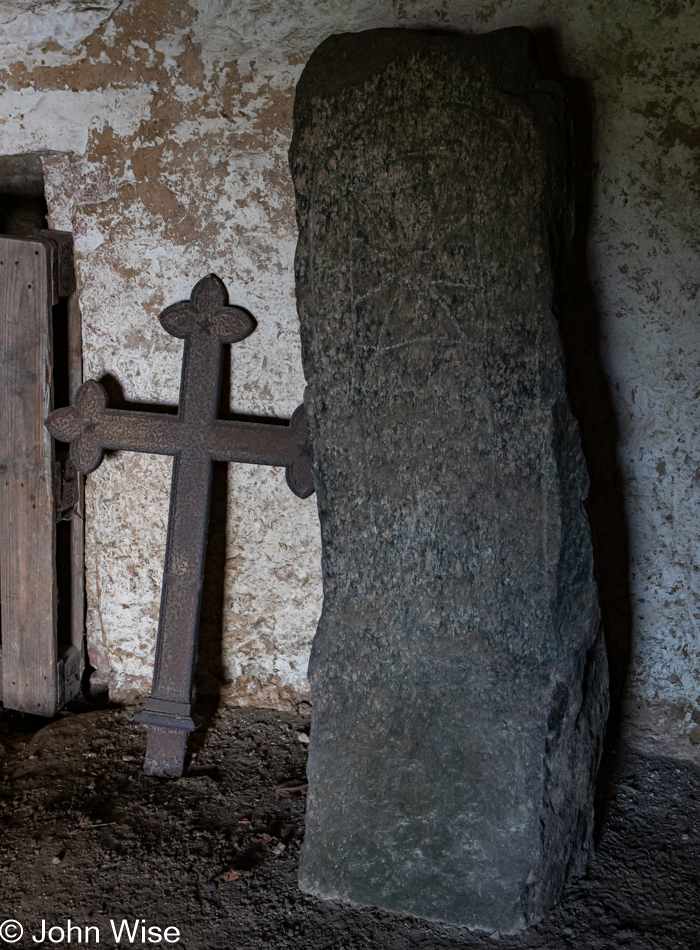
[46,275,314,777]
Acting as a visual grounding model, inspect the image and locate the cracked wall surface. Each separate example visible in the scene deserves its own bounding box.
[0,0,697,754]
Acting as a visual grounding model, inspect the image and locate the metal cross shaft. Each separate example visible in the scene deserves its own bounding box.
[46,275,314,777]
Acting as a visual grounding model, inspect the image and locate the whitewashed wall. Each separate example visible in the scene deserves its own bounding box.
[0,0,697,755]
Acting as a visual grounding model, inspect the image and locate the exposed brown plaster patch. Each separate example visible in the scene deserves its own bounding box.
[472,0,510,24]
[656,117,700,151]
[175,33,207,89]
[252,82,295,139]
[230,672,311,710]
[0,0,197,90]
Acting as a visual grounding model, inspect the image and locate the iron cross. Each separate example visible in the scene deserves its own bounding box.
[46,275,314,777]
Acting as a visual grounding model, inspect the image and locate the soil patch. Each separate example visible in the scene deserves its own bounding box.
[0,705,698,949]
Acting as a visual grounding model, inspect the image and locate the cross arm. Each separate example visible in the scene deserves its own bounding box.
[91,410,182,456]
[46,380,315,497]
[46,380,182,473]
[210,404,314,498]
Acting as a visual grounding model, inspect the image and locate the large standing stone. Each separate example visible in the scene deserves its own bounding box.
[290,27,609,933]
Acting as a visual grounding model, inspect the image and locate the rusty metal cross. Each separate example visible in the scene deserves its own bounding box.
[46,275,313,778]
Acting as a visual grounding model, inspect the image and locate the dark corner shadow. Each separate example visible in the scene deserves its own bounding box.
[532,28,633,840]
[190,349,230,759]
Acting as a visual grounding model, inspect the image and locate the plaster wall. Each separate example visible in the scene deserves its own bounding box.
[0,0,697,756]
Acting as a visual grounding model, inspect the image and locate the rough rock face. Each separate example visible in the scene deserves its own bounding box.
[290,27,609,933]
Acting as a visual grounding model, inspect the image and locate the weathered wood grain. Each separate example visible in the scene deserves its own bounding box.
[0,236,57,714]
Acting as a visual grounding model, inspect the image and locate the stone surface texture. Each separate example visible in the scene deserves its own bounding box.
[0,0,697,756]
[291,28,609,932]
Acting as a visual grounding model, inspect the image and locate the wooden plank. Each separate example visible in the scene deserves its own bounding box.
[0,236,57,715]
[58,644,81,708]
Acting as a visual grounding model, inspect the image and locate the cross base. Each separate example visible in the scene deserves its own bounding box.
[134,699,195,777]
[142,726,189,778]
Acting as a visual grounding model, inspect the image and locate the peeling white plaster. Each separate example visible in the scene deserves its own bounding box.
[0,0,122,67]
[0,87,153,156]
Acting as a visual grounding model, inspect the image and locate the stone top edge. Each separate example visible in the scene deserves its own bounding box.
[292,26,542,116]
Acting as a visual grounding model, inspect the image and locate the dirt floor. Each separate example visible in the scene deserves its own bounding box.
[0,703,698,950]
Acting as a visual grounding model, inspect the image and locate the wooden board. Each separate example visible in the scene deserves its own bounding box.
[0,236,57,714]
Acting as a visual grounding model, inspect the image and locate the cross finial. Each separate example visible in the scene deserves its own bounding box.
[159,274,255,342]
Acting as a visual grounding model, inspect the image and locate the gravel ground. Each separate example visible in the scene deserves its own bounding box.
[0,704,698,949]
